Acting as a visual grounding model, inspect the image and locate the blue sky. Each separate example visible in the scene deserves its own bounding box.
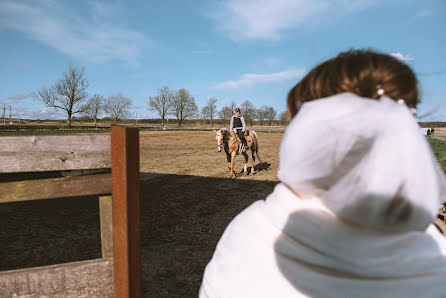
[0,0,445,121]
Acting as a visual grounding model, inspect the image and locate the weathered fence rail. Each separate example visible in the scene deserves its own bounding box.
[0,126,141,297]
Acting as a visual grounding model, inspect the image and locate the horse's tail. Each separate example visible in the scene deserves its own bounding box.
[252,131,262,163]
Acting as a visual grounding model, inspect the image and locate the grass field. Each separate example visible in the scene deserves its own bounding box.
[428,137,446,173]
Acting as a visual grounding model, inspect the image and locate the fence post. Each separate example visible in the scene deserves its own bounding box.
[99,195,113,258]
[111,126,141,298]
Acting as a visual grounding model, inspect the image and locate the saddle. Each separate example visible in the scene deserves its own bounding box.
[236,135,249,143]
[236,132,251,155]
[236,130,250,143]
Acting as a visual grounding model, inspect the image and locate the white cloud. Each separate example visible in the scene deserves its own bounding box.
[1,92,35,104]
[214,68,305,89]
[9,106,66,120]
[0,1,151,66]
[207,0,377,41]
[31,108,66,120]
[390,52,415,61]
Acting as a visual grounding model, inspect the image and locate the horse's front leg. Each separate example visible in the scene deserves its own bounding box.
[226,152,232,171]
[230,152,237,178]
[242,152,248,174]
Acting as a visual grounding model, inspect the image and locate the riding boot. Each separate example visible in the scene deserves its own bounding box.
[236,138,243,155]
[243,139,249,151]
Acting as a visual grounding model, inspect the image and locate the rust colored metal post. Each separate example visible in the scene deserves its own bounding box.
[111,126,141,298]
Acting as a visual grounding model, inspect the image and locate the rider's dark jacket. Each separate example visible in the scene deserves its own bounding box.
[230,115,246,131]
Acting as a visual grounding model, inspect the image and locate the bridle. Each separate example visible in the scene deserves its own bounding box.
[216,132,224,151]
[216,130,238,153]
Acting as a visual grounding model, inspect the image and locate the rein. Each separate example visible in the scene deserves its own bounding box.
[219,131,234,153]
[227,134,239,153]
[219,129,249,154]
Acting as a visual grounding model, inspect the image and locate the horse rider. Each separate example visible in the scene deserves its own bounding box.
[230,107,249,150]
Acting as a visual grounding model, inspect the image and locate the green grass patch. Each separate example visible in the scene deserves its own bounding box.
[428,138,446,173]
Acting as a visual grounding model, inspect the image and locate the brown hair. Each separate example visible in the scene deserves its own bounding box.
[287,49,419,119]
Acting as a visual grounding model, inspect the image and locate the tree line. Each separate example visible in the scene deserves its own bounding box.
[34,64,132,128]
[34,64,290,128]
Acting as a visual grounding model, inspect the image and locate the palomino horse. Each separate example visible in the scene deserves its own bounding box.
[215,128,261,178]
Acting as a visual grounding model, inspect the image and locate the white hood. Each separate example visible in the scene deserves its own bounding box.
[200,93,446,298]
[278,92,446,232]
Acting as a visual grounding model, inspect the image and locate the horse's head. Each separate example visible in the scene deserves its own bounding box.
[214,129,226,152]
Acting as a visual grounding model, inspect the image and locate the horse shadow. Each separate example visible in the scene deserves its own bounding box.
[255,162,271,172]
[238,161,271,176]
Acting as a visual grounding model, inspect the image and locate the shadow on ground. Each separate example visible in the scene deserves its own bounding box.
[231,161,271,177]
[0,173,277,297]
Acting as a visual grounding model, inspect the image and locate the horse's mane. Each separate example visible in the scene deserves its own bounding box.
[220,128,235,144]
[220,128,230,137]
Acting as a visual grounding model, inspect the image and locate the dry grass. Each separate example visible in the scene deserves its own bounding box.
[139,130,282,180]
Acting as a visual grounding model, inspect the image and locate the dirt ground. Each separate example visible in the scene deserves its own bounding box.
[430,127,446,140]
[139,130,282,180]
[0,130,283,297]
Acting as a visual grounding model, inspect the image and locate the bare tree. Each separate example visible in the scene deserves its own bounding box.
[172,88,198,126]
[256,105,269,126]
[218,101,237,121]
[83,93,105,127]
[104,93,132,124]
[202,97,218,126]
[266,107,277,126]
[279,111,290,126]
[218,106,233,122]
[148,86,173,127]
[34,64,89,128]
[240,100,256,125]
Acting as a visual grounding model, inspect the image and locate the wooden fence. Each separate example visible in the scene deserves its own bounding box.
[0,126,141,297]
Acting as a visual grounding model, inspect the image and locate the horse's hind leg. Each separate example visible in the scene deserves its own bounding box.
[250,147,256,175]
